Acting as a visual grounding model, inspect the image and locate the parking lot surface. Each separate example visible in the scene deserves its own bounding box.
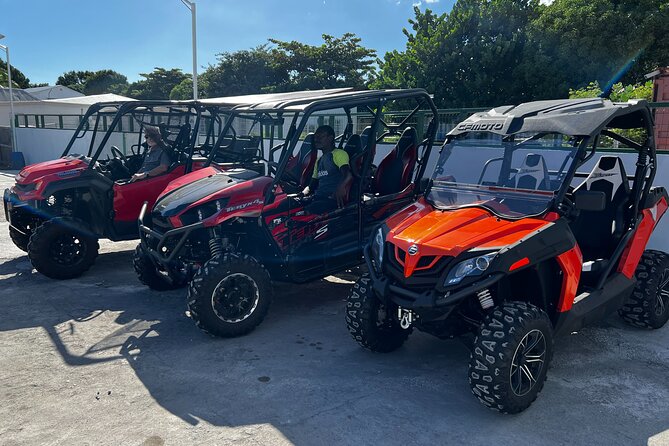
[1,170,668,446]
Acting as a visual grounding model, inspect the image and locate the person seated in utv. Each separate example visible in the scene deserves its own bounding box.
[129,126,171,182]
[302,125,352,214]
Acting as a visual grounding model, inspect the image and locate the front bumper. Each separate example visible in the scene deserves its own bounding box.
[364,244,503,310]
[138,201,204,264]
[4,188,40,234]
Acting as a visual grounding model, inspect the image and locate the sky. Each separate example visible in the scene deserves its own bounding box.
[0,0,456,85]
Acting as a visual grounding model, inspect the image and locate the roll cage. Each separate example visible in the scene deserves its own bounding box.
[434,99,657,226]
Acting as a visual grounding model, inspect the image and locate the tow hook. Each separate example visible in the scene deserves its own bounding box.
[397,307,414,330]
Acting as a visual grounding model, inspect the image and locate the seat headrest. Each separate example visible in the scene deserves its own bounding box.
[580,155,630,197]
[299,133,314,162]
[515,153,549,190]
[344,134,363,158]
[360,126,373,149]
[396,127,417,156]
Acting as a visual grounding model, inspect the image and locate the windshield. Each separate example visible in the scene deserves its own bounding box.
[428,131,581,219]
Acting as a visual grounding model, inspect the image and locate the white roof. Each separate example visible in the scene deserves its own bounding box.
[43,93,135,105]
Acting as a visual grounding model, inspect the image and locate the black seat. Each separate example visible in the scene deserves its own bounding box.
[513,153,550,190]
[373,127,418,195]
[571,156,631,260]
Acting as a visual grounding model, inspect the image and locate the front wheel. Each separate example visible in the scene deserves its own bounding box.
[345,274,412,353]
[187,254,272,338]
[27,218,99,280]
[619,250,669,329]
[469,301,553,414]
[133,244,186,291]
[10,226,30,252]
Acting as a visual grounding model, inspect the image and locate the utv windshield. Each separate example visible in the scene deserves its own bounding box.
[428,131,582,219]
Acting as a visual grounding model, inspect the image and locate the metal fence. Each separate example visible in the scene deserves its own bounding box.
[12,103,669,145]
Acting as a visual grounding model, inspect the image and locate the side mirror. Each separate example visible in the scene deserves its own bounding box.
[575,190,606,211]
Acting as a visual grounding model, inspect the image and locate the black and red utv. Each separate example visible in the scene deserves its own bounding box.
[136,89,439,337]
[3,100,217,279]
[345,98,668,413]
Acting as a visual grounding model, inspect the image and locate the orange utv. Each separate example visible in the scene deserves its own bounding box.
[345,98,669,414]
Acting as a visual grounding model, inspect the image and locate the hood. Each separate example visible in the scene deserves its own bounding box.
[15,156,88,185]
[154,168,264,217]
[387,200,551,266]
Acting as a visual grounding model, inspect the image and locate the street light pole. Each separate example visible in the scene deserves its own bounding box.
[0,34,17,153]
[180,0,198,100]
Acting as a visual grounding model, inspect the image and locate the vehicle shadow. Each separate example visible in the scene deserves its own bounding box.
[1,259,668,445]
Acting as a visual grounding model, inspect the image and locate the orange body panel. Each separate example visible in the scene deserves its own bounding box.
[617,197,669,278]
[556,245,583,312]
[386,204,552,278]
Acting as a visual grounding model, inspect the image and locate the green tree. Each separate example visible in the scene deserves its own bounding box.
[520,0,669,97]
[126,68,190,100]
[568,80,653,102]
[200,45,286,98]
[56,70,95,92]
[268,33,376,91]
[375,2,541,107]
[82,70,128,95]
[0,60,31,89]
[170,78,194,100]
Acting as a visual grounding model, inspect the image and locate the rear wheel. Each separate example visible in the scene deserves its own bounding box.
[27,217,99,280]
[346,274,411,353]
[619,250,669,329]
[133,244,186,291]
[469,301,553,414]
[10,226,30,252]
[187,254,272,338]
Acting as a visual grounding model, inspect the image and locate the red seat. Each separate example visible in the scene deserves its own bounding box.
[373,127,418,195]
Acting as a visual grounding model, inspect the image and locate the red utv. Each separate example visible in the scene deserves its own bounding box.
[345,98,668,413]
[4,100,217,279]
[136,89,439,337]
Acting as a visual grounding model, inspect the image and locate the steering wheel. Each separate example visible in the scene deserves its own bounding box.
[111,146,127,163]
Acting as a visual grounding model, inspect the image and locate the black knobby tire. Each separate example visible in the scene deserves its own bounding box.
[133,244,186,291]
[27,217,99,280]
[10,226,30,252]
[619,249,669,329]
[187,254,272,338]
[346,274,411,353]
[469,301,553,414]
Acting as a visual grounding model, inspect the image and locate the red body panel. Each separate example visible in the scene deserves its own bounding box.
[159,166,222,196]
[12,157,88,201]
[386,203,552,278]
[617,197,669,278]
[556,245,583,312]
[201,176,274,226]
[113,166,187,222]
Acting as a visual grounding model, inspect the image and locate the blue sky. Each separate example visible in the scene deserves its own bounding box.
[0,0,455,85]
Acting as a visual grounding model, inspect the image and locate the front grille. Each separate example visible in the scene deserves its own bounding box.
[384,242,452,292]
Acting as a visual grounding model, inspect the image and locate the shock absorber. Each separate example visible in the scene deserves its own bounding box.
[208,238,223,258]
[477,288,494,310]
[208,227,224,258]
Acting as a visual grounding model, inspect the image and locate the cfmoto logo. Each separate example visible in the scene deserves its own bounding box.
[408,244,419,256]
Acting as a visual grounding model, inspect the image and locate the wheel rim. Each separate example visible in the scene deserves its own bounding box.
[656,268,669,317]
[49,233,87,266]
[510,329,546,397]
[211,273,260,323]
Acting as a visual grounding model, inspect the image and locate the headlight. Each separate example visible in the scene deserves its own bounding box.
[180,198,229,225]
[370,227,385,271]
[444,252,497,286]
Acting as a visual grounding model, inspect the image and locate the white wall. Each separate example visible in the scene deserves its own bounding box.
[15,128,135,165]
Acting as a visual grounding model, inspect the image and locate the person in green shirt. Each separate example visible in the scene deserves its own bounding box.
[302,125,353,213]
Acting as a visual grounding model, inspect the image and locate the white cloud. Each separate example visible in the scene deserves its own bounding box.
[413,1,422,6]
[425,0,439,3]
[540,0,554,4]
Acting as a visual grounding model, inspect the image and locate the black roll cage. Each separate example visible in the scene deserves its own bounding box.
[61,100,206,171]
[429,104,657,228]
